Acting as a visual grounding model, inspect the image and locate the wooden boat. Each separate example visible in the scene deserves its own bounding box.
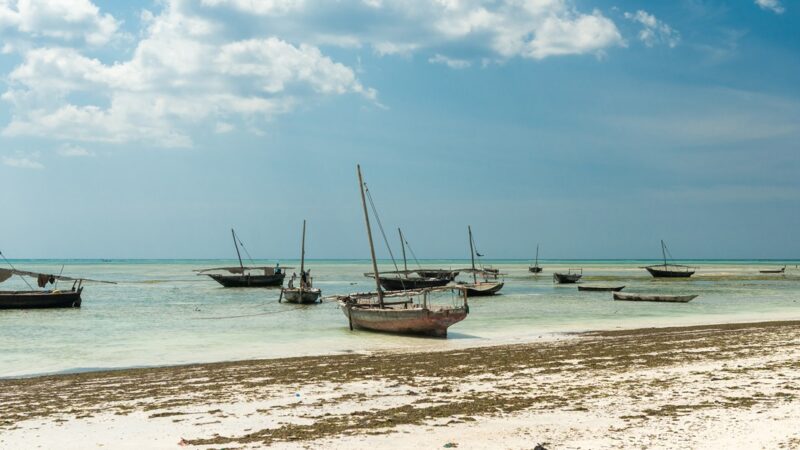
[553,269,582,284]
[336,165,469,337]
[578,285,625,292]
[759,266,786,274]
[529,244,543,273]
[281,220,321,304]
[365,228,453,292]
[197,229,287,288]
[643,240,695,278]
[613,292,698,303]
[461,226,503,297]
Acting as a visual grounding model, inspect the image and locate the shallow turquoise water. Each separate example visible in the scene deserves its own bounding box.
[1,259,799,377]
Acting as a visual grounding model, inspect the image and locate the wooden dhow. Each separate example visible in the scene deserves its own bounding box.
[553,269,582,284]
[365,228,453,292]
[197,229,287,288]
[643,240,695,278]
[613,292,698,303]
[460,226,504,297]
[578,285,625,292]
[281,220,321,304]
[528,244,543,273]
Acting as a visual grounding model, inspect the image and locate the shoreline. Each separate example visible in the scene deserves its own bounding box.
[3,319,800,448]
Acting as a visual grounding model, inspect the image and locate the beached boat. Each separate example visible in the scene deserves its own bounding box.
[461,226,503,297]
[335,165,469,337]
[578,285,625,292]
[613,292,698,303]
[553,269,582,284]
[643,240,695,278]
[197,229,287,287]
[281,220,321,304]
[529,244,543,273]
[365,228,453,291]
[759,266,786,274]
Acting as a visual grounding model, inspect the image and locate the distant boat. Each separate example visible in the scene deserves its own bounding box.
[528,244,542,273]
[197,229,287,287]
[578,285,625,292]
[614,292,698,303]
[643,240,695,278]
[281,220,321,304]
[461,226,504,297]
[553,269,582,284]
[336,165,469,337]
[365,228,453,292]
[759,266,786,274]
[0,253,115,309]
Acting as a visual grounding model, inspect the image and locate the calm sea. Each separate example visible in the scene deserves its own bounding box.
[1,259,799,377]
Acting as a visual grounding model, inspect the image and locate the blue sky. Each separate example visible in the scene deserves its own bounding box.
[0,0,798,260]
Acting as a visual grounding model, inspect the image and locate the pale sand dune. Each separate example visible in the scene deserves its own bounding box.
[2,321,799,449]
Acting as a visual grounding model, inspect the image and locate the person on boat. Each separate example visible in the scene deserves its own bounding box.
[288,272,296,288]
[300,270,309,288]
[275,263,282,275]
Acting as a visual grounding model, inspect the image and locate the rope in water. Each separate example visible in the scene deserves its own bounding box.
[194,303,309,320]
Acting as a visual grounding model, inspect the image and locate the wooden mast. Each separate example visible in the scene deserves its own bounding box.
[398,228,407,272]
[358,165,383,306]
[300,219,306,296]
[468,225,477,284]
[661,240,667,267]
[231,228,244,270]
[535,244,539,268]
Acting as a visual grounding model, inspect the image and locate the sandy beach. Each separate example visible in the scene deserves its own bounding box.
[2,320,799,449]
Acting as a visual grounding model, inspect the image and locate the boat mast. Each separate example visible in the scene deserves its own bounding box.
[535,244,539,267]
[398,228,407,272]
[358,165,383,306]
[231,228,244,270]
[300,219,306,295]
[661,239,667,267]
[468,225,477,284]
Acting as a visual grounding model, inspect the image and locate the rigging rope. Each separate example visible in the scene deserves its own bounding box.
[364,184,401,274]
[403,236,423,269]
[0,250,34,290]
[236,235,257,266]
[195,304,307,320]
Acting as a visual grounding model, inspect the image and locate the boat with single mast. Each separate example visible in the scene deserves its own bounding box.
[613,292,698,303]
[281,220,321,304]
[335,165,469,337]
[529,244,543,273]
[365,228,452,291]
[643,240,695,278]
[553,268,582,284]
[461,226,504,297]
[196,229,287,287]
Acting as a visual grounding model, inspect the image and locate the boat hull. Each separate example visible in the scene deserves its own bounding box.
[578,285,625,292]
[759,269,785,274]
[340,302,467,337]
[378,276,450,291]
[0,289,82,309]
[415,270,459,280]
[282,288,321,304]
[207,273,285,287]
[553,273,582,284]
[528,267,543,273]
[645,267,694,278]
[464,281,503,297]
[613,292,697,303]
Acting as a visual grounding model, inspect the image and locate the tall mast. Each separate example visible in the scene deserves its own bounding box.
[398,228,407,272]
[231,228,244,270]
[358,165,383,306]
[661,240,667,267]
[535,244,539,267]
[468,225,477,284]
[300,219,306,294]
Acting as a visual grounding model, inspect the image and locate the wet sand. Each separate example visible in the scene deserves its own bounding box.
[2,320,800,449]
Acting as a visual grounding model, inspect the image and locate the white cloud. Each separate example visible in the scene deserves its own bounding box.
[57,143,92,157]
[0,0,120,45]
[2,152,43,169]
[755,0,785,14]
[429,54,471,69]
[624,10,680,48]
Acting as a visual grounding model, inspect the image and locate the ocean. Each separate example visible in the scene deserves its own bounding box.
[1,259,798,378]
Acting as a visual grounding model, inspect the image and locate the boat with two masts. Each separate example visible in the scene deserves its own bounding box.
[281,220,321,304]
[197,229,288,287]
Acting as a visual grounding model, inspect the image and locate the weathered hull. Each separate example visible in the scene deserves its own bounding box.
[553,273,582,284]
[464,282,503,297]
[645,267,694,278]
[613,292,697,303]
[578,285,625,292]
[340,303,467,337]
[378,277,450,291]
[282,288,321,304]
[0,290,82,309]
[528,266,543,273]
[207,273,285,287]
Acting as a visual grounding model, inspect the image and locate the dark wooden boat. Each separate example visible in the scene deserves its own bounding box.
[198,229,287,288]
[366,228,454,292]
[0,288,83,309]
[613,292,697,303]
[553,269,582,284]
[643,240,695,278]
[461,226,503,297]
[759,266,786,274]
[281,220,321,304]
[415,270,459,280]
[529,244,543,273]
[578,285,625,292]
[336,165,469,337]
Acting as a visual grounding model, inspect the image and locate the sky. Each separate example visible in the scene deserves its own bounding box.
[0,0,798,260]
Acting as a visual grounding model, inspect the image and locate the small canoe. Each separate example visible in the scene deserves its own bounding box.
[553,272,582,284]
[613,292,697,303]
[759,266,785,274]
[578,285,625,292]
[281,288,321,304]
